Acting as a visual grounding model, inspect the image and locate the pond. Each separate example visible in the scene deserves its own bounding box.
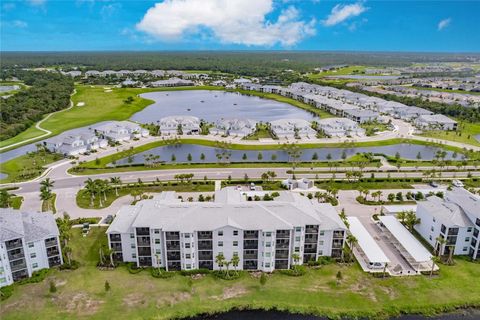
[131,90,318,123]
[113,143,459,166]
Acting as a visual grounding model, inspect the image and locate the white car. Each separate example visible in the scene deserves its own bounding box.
[452,180,464,187]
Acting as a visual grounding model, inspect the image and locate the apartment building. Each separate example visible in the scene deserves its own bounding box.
[107,188,347,272]
[0,209,62,287]
[415,188,480,260]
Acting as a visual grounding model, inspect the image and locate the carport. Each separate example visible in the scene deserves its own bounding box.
[347,217,390,272]
[378,216,437,273]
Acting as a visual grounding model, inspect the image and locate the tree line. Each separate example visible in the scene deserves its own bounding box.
[0,70,74,140]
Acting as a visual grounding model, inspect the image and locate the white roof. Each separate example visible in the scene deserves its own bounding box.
[379,216,432,262]
[347,217,389,264]
[381,205,417,214]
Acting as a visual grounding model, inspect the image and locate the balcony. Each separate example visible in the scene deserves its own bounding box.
[166,243,180,251]
[48,256,62,267]
[275,252,289,259]
[12,269,28,281]
[137,247,152,256]
[197,231,212,240]
[333,231,345,238]
[305,235,318,243]
[199,261,213,270]
[305,225,319,234]
[137,236,151,246]
[243,260,258,270]
[111,243,122,251]
[109,234,121,242]
[47,247,60,257]
[198,241,212,250]
[165,232,180,241]
[11,261,27,272]
[198,251,213,260]
[276,230,290,239]
[274,260,288,270]
[139,257,152,267]
[167,252,181,261]
[243,240,258,250]
[136,228,150,236]
[243,231,259,239]
[332,242,343,249]
[7,249,24,261]
[5,239,23,250]
[44,238,58,248]
[244,252,257,259]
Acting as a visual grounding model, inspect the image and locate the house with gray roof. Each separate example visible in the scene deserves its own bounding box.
[159,116,200,135]
[0,209,62,287]
[270,119,316,139]
[414,114,458,131]
[415,188,480,260]
[106,187,347,271]
[95,121,149,142]
[209,118,257,137]
[316,118,365,137]
[343,109,380,123]
[150,77,194,87]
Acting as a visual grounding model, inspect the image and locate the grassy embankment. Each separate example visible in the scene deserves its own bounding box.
[1,227,479,320]
[41,193,57,213]
[419,121,480,147]
[0,85,223,151]
[0,152,63,184]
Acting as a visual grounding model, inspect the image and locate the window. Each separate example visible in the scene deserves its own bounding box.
[218,231,223,236]
[463,247,468,251]
[233,230,238,236]
[154,229,160,234]
[294,247,300,252]
[319,240,324,246]
[467,227,473,233]
[319,231,325,236]
[433,217,436,222]
[186,264,191,269]
[233,252,238,257]
[132,254,137,259]
[155,249,161,254]
[265,263,270,268]
[131,244,136,249]
[28,242,34,248]
[266,232,272,237]
[30,253,36,259]
[218,241,223,247]
[431,226,434,232]
[185,243,191,249]
[130,233,134,239]
[429,235,433,241]
[318,250,323,256]
[466,237,470,242]
[265,252,271,257]
[184,234,190,238]
[155,239,161,244]
[295,236,301,242]
[295,227,301,232]
[186,254,191,259]
[233,241,238,247]
[32,263,38,268]
[266,242,271,247]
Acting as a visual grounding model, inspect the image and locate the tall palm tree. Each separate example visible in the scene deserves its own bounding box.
[85,178,97,207]
[231,255,240,275]
[430,256,439,277]
[291,253,301,273]
[40,178,55,193]
[110,177,121,196]
[436,236,447,257]
[215,253,225,272]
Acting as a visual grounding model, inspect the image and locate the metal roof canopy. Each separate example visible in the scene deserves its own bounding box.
[347,217,390,264]
[379,216,432,262]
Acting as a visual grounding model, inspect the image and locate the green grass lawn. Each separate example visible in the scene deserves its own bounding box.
[244,124,275,140]
[76,182,214,209]
[419,121,480,147]
[9,196,23,209]
[415,86,480,96]
[1,227,479,320]
[0,152,63,184]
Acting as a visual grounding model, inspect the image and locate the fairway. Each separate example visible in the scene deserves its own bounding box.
[1,227,479,320]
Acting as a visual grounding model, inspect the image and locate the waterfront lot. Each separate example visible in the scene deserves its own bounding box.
[1,227,479,320]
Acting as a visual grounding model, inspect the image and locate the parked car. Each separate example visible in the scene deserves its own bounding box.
[452,180,464,187]
[429,181,439,188]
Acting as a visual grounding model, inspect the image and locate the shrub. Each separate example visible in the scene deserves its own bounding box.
[60,260,80,270]
[260,273,267,286]
[279,266,306,276]
[105,280,111,291]
[17,268,50,285]
[0,285,14,301]
[179,268,210,276]
[49,281,57,293]
[151,268,175,278]
[127,262,143,274]
[213,270,241,280]
[70,217,101,225]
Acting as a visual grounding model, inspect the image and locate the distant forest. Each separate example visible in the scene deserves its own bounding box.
[0,71,74,141]
[2,51,479,76]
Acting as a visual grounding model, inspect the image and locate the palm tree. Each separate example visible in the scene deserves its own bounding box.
[291,253,301,274]
[40,189,52,211]
[104,246,116,267]
[397,210,407,224]
[110,177,121,196]
[436,236,447,257]
[430,256,439,277]
[40,178,54,193]
[346,234,358,262]
[231,255,240,275]
[215,253,225,272]
[63,246,72,265]
[84,178,97,207]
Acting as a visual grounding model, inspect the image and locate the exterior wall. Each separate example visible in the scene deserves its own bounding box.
[0,243,13,287]
[414,206,443,250]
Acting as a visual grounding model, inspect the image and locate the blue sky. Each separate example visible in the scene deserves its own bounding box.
[1,0,479,52]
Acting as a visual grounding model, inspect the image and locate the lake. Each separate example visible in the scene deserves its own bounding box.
[131,90,318,123]
[113,143,459,166]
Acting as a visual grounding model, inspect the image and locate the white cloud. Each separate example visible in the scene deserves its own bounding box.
[13,20,28,28]
[135,0,316,46]
[28,0,46,6]
[323,2,367,27]
[438,18,451,31]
